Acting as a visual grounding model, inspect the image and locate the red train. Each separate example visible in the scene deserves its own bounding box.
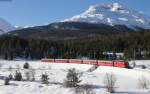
[41,59,129,68]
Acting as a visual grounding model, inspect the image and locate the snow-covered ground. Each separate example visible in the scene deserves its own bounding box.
[0,60,93,72]
[129,60,150,68]
[0,60,150,94]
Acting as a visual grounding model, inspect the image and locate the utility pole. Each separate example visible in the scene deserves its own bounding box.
[133,49,136,61]
[133,49,136,67]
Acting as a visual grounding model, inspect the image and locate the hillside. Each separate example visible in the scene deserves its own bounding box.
[4,22,133,41]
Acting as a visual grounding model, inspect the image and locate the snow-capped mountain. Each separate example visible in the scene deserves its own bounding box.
[64,3,150,29]
[0,18,16,34]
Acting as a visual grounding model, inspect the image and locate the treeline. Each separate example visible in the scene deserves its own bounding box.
[61,30,150,60]
[0,36,57,60]
[0,30,150,60]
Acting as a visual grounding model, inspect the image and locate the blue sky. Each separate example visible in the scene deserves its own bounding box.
[0,0,149,27]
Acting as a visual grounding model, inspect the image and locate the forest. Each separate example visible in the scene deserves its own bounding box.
[0,29,150,60]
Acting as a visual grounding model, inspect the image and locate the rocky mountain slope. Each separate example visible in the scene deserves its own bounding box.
[64,3,150,29]
[0,18,16,34]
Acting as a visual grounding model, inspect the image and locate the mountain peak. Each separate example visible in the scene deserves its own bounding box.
[0,18,16,34]
[88,3,123,12]
[64,3,150,29]
[109,3,123,11]
[83,3,127,16]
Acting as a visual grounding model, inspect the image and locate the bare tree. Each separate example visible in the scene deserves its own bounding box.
[103,73,117,93]
[138,76,150,89]
[8,66,13,72]
[75,86,95,94]
[30,68,36,81]
[64,68,82,87]
[25,71,30,81]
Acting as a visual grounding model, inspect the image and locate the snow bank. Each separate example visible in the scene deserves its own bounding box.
[129,60,150,68]
[0,60,94,72]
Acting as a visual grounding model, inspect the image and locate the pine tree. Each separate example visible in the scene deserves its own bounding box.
[4,78,10,85]
[41,74,49,84]
[64,68,82,87]
[23,62,30,69]
[14,71,22,81]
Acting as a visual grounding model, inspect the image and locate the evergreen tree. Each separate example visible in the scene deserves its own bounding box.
[14,71,22,81]
[64,68,82,87]
[4,78,10,85]
[41,74,49,84]
[23,62,30,69]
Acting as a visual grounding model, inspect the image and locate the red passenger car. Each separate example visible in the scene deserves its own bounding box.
[97,60,114,66]
[69,59,83,64]
[83,60,97,65]
[54,59,69,63]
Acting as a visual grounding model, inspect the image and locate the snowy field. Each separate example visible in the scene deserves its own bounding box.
[0,60,150,94]
[129,60,150,68]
